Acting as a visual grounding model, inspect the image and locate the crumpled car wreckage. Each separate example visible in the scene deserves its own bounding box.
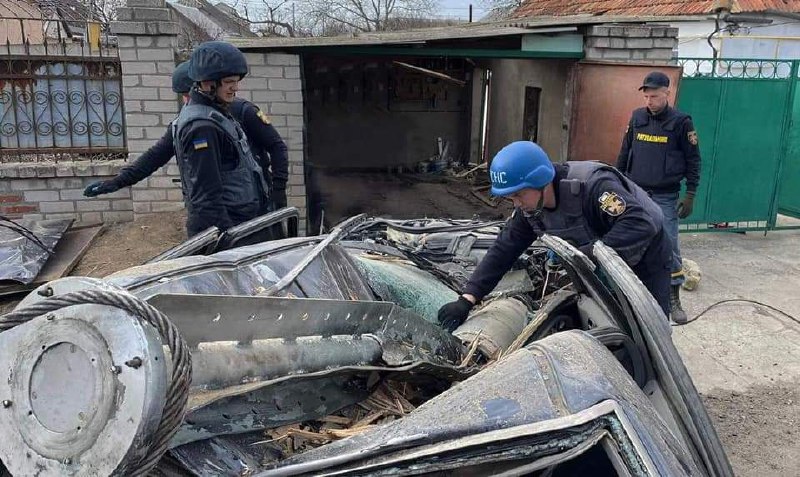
[0,209,733,476]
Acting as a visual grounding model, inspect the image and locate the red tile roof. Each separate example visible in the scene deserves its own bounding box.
[512,0,800,18]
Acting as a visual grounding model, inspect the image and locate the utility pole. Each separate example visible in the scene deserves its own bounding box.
[469,4,473,23]
[291,2,296,32]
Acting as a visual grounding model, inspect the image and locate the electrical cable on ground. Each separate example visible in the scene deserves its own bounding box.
[0,215,54,255]
[678,299,800,327]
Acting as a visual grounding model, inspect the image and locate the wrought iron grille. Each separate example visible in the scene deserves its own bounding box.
[678,58,795,80]
[0,10,126,163]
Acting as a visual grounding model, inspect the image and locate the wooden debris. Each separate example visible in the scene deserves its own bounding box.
[253,380,421,457]
[326,425,377,438]
[319,415,351,426]
[352,410,386,429]
[392,61,466,86]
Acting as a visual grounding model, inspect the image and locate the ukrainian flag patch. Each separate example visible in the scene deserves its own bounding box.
[193,138,209,150]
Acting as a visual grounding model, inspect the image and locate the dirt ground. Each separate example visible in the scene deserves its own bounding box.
[317,172,512,226]
[700,384,799,475]
[70,210,188,278]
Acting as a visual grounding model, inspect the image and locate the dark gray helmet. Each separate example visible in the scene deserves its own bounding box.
[188,41,248,82]
[172,61,193,94]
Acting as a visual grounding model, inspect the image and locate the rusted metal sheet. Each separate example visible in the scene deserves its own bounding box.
[568,62,682,165]
[512,0,800,18]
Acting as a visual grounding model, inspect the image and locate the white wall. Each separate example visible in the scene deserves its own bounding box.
[673,16,800,60]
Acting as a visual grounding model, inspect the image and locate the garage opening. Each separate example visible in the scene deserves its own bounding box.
[303,54,506,230]
[302,53,576,231]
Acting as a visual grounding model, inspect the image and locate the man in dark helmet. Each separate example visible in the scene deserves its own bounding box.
[169,41,272,237]
[84,57,290,232]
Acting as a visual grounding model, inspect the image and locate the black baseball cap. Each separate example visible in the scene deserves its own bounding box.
[638,71,670,90]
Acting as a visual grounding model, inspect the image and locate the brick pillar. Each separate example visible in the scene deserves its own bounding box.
[112,0,179,156]
[111,0,183,218]
[240,51,307,235]
[583,24,679,64]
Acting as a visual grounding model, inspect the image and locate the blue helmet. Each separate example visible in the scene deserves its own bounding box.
[490,141,555,196]
[172,61,193,94]
[189,41,248,82]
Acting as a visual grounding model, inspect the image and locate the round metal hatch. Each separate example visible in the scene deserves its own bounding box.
[0,281,167,476]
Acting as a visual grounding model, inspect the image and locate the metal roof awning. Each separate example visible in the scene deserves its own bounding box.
[231,14,704,50]
[231,14,707,59]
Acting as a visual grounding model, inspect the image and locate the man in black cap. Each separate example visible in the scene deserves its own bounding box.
[616,71,701,324]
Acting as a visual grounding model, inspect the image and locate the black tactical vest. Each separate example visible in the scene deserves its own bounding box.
[626,107,690,192]
[172,103,270,227]
[530,161,663,251]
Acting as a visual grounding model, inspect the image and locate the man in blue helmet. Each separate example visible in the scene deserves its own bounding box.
[83,59,290,219]
[437,141,673,332]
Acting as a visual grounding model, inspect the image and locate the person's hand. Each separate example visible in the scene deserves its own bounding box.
[578,243,596,262]
[677,193,695,219]
[272,187,287,209]
[83,181,119,197]
[437,295,475,332]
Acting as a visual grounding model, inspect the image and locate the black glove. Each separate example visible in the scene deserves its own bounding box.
[578,242,596,262]
[83,180,119,197]
[437,296,474,333]
[677,193,695,219]
[272,187,287,210]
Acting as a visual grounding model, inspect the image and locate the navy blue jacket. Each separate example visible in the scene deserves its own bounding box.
[174,90,264,235]
[616,106,701,194]
[110,98,288,193]
[464,164,667,301]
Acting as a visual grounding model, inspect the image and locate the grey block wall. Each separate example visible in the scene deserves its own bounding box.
[583,24,679,63]
[240,51,307,234]
[0,161,182,224]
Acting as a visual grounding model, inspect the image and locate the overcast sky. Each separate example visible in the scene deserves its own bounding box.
[437,0,492,21]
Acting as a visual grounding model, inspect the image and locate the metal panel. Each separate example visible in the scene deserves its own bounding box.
[521,33,583,54]
[568,62,682,165]
[676,58,796,232]
[777,67,800,219]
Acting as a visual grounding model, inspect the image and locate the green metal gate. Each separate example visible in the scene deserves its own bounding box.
[676,58,798,232]
[777,66,800,220]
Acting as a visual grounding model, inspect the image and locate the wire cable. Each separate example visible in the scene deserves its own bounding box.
[0,215,54,255]
[679,299,800,327]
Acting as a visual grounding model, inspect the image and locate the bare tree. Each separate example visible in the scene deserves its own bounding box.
[307,0,439,33]
[89,0,124,31]
[230,0,440,37]
[176,16,225,53]
[478,0,522,20]
[234,0,304,37]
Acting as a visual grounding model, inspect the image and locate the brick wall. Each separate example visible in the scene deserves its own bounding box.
[3,0,306,233]
[240,51,307,234]
[111,0,184,219]
[0,161,181,224]
[583,24,679,63]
